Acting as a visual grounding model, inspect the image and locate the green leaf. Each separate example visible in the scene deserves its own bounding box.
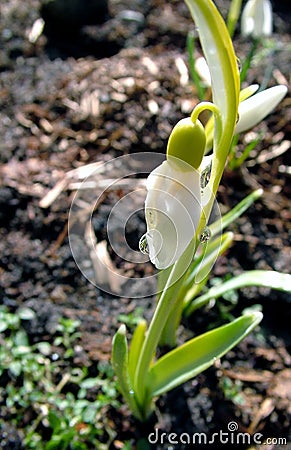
[146,312,262,397]
[35,341,52,355]
[45,437,63,450]
[240,40,259,83]
[128,320,147,383]
[46,429,75,450]
[111,324,142,420]
[83,404,98,423]
[185,270,291,316]
[17,307,36,320]
[9,361,22,377]
[0,320,8,332]
[209,189,263,237]
[14,330,29,347]
[80,378,99,390]
[48,410,62,433]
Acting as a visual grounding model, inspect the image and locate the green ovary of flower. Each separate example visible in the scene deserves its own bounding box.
[166,117,206,170]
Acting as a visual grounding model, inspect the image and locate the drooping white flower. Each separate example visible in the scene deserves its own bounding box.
[241,0,273,38]
[140,0,241,270]
[235,85,288,134]
[141,157,201,270]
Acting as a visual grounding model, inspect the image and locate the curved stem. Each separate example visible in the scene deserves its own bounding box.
[191,101,222,131]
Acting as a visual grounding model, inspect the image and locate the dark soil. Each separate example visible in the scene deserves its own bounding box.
[0,0,290,449]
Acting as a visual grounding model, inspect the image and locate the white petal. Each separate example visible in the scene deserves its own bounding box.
[241,0,256,37]
[241,0,273,38]
[145,159,201,269]
[261,0,273,36]
[235,85,287,134]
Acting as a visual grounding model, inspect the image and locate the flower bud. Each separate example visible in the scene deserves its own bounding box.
[235,85,287,134]
[167,117,206,170]
[141,157,201,269]
[241,0,272,38]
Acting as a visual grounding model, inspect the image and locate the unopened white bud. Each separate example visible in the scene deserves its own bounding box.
[241,0,273,38]
[235,85,287,134]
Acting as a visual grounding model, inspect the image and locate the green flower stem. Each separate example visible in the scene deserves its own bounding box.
[185,270,291,317]
[191,102,219,122]
[133,239,196,414]
[240,39,258,83]
[190,101,222,132]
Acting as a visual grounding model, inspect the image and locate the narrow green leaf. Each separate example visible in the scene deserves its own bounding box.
[240,39,259,83]
[147,312,262,397]
[111,325,142,420]
[209,189,263,236]
[128,320,147,383]
[185,270,291,316]
[229,134,261,170]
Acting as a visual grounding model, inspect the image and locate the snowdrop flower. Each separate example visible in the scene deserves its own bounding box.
[141,158,201,269]
[140,118,206,269]
[241,0,273,38]
[235,85,288,134]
